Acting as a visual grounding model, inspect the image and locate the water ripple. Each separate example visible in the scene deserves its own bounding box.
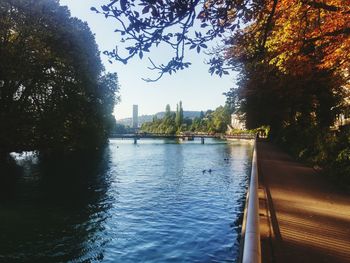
[0,139,253,263]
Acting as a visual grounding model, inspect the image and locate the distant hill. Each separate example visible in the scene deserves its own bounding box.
[116,111,203,127]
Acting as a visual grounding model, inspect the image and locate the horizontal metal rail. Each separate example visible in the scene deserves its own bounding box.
[109,133,255,140]
[240,140,261,263]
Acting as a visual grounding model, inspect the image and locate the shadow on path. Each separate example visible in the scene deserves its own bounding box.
[257,141,350,263]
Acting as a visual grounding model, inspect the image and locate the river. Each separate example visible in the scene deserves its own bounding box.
[0,138,253,262]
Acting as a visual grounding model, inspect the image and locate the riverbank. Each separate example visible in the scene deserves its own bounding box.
[257,141,350,263]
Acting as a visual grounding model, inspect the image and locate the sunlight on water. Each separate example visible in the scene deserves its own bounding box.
[0,139,253,262]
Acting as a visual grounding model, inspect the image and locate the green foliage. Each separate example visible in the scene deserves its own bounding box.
[141,104,232,134]
[0,0,119,154]
[224,40,348,184]
[210,105,231,133]
[114,123,128,134]
[276,124,350,186]
[165,104,171,118]
[314,127,350,184]
[175,101,184,129]
[141,104,176,134]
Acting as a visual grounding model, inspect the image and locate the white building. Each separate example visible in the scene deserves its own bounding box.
[230,113,245,130]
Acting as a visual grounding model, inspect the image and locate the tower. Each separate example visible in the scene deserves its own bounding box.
[132,105,138,129]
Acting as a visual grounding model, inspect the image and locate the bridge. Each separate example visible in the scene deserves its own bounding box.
[109,132,255,144]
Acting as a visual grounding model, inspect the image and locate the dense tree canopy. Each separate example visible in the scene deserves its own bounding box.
[221,1,348,131]
[0,0,119,155]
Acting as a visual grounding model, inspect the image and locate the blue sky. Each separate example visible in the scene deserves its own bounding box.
[59,0,237,119]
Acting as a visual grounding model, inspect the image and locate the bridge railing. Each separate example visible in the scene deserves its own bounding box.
[225,133,256,139]
[109,132,257,142]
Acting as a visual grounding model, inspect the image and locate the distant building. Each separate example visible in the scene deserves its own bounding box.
[333,112,350,129]
[132,105,138,128]
[332,95,350,130]
[230,113,245,130]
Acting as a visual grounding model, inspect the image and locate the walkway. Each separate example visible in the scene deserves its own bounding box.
[257,141,350,263]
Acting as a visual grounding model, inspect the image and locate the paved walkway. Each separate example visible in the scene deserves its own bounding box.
[257,141,350,263]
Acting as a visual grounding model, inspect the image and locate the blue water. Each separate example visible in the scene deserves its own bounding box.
[0,138,253,262]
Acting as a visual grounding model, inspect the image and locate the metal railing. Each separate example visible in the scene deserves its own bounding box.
[239,139,261,263]
[109,132,256,140]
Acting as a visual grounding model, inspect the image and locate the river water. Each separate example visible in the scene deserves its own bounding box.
[0,139,253,263]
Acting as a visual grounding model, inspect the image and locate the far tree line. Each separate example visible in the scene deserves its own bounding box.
[120,102,232,135]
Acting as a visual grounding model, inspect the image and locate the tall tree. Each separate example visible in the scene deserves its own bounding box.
[175,101,184,128]
[165,104,171,119]
[0,0,119,155]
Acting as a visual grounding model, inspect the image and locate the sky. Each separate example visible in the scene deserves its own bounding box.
[59,0,237,119]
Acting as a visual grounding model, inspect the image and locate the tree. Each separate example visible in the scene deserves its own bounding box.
[141,103,177,134]
[165,104,171,119]
[0,0,119,155]
[175,101,184,129]
[115,123,127,134]
[96,73,120,137]
[210,105,231,133]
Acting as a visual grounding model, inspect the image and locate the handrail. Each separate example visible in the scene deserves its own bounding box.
[239,139,261,263]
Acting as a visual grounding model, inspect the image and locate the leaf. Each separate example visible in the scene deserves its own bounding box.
[139,51,143,59]
[120,0,127,11]
[197,11,206,19]
[142,6,150,14]
[200,43,207,48]
[101,5,109,12]
[176,34,183,42]
[169,12,174,21]
[128,47,134,54]
[90,7,100,13]
[197,45,201,53]
[151,7,158,17]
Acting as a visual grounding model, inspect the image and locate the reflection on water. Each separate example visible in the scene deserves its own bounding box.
[0,139,253,262]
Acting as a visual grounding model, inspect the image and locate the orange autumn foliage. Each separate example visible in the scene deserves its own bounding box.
[267,0,350,75]
[227,0,350,78]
